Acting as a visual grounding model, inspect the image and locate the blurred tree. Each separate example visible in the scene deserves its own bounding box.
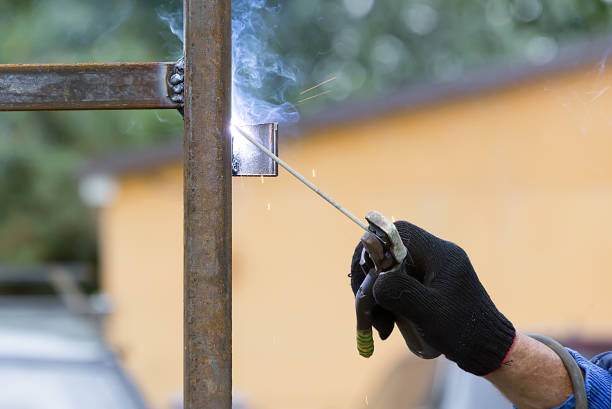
[0,0,611,265]
[275,0,612,110]
[0,0,184,264]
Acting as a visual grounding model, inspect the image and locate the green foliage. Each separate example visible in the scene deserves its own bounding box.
[0,0,184,265]
[273,0,612,110]
[1,0,611,265]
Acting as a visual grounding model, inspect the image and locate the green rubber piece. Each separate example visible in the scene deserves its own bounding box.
[357,328,374,358]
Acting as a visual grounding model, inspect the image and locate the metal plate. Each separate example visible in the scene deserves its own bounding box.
[232,123,278,176]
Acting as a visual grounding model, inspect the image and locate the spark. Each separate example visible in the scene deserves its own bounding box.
[391,215,396,222]
[587,86,610,102]
[300,76,337,95]
[365,394,369,406]
[260,175,265,184]
[297,90,332,104]
[312,168,316,177]
[267,202,271,211]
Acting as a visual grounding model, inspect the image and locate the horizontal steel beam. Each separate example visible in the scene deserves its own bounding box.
[0,62,178,111]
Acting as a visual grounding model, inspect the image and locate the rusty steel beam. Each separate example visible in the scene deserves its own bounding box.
[0,62,178,111]
[183,0,232,408]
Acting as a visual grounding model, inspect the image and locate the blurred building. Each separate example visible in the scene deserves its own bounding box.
[82,38,612,409]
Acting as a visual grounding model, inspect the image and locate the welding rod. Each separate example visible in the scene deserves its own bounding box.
[233,125,369,232]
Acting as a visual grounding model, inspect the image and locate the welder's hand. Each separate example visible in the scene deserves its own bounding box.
[350,221,516,376]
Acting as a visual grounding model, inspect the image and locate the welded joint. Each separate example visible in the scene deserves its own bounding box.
[167,56,185,116]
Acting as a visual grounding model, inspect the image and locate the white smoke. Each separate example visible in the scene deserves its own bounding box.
[158,0,300,126]
[232,0,299,125]
[158,10,183,45]
[157,1,184,60]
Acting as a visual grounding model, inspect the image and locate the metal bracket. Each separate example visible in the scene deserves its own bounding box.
[232,123,278,176]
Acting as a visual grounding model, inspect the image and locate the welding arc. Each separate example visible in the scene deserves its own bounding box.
[232,125,369,232]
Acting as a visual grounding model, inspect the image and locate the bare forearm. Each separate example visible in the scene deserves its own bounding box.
[485,333,574,409]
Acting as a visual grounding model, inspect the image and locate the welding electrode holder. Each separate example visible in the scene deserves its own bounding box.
[355,211,441,359]
[233,126,439,360]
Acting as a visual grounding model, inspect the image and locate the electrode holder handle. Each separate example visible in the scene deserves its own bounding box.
[355,211,441,360]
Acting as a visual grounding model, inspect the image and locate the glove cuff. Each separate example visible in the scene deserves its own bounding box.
[455,311,516,376]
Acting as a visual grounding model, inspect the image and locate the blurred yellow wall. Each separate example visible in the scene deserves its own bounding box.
[100,63,612,409]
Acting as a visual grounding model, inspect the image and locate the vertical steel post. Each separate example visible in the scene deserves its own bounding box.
[183,0,232,408]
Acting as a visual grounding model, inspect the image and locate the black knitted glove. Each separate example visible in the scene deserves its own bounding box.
[350,220,516,376]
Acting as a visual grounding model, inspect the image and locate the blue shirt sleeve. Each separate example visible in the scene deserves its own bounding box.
[550,349,611,409]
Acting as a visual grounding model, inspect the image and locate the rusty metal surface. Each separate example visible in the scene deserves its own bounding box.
[0,62,178,111]
[183,0,232,408]
[232,123,278,176]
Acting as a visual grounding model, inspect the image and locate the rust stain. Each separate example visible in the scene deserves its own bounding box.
[183,0,232,408]
[0,62,179,111]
